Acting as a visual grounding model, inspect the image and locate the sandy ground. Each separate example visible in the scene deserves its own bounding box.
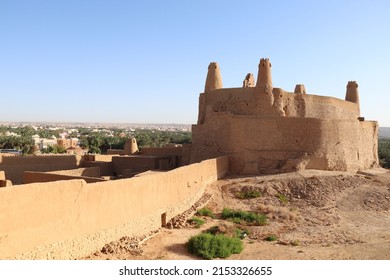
[84,169,390,260]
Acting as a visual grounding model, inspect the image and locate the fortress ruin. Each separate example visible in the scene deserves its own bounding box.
[190,58,379,174]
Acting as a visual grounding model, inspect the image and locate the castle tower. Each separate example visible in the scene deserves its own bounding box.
[204,62,223,93]
[255,58,274,107]
[124,137,139,155]
[345,81,360,116]
[255,58,272,88]
[294,84,306,94]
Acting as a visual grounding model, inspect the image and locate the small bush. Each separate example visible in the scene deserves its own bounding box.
[189,217,205,228]
[187,233,243,259]
[197,207,216,218]
[222,208,267,226]
[290,240,300,246]
[277,194,289,204]
[235,189,262,199]
[264,235,278,241]
[235,228,250,239]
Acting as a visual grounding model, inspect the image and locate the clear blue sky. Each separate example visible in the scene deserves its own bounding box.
[1,0,390,126]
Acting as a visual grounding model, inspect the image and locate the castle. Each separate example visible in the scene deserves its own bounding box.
[190,58,379,174]
[0,57,379,259]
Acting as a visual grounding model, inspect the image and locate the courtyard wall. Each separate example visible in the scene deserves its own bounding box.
[0,156,228,259]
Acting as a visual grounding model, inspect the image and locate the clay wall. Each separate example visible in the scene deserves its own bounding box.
[0,155,82,185]
[191,114,377,174]
[83,161,113,176]
[141,146,183,156]
[106,149,125,155]
[0,156,229,259]
[23,171,106,184]
[141,146,183,166]
[198,87,359,125]
[83,154,116,162]
[112,155,170,176]
[45,167,101,177]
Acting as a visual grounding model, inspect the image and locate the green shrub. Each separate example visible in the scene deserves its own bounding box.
[290,240,300,246]
[235,190,261,199]
[197,207,216,218]
[221,208,267,226]
[277,194,289,204]
[264,235,278,241]
[187,233,243,259]
[189,217,205,228]
[235,228,250,239]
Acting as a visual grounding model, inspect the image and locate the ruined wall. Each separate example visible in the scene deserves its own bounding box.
[191,114,378,174]
[23,171,106,184]
[0,157,229,259]
[0,155,82,185]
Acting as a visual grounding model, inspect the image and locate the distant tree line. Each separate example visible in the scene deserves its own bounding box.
[0,125,192,155]
[378,138,390,168]
[79,129,192,154]
[0,136,35,155]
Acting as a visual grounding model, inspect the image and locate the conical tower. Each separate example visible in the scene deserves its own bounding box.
[124,137,139,155]
[294,84,306,94]
[204,62,223,93]
[345,81,360,116]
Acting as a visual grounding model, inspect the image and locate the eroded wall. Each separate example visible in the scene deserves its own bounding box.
[0,156,229,259]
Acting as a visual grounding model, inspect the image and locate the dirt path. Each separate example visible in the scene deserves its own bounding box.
[84,169,390,260]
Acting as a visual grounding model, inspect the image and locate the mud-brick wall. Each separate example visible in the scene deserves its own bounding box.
[0,156,229,260]
[0,155,82,185]
[191,114,378,174]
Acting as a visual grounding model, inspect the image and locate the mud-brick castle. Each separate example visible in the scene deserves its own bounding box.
[0,57,378,260]
[190,58,378,174]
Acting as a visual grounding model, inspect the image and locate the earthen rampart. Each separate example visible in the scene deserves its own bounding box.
[0,156,229,259]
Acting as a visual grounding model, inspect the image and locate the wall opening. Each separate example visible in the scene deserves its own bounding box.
[161,213,167,227]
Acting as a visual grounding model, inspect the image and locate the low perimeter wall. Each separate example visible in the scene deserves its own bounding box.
[0,156,229,259]
[23,171,106,184]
